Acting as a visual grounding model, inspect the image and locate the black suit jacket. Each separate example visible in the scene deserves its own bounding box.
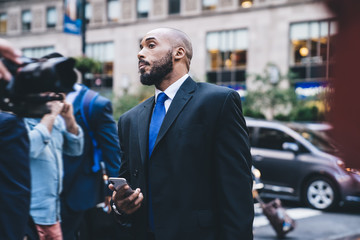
[0,112,31,240]
[117,77,254,240]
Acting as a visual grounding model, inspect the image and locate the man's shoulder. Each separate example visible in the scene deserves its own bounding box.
[0,112,20,129]
[119,97,153,120]
[0,112,17,123]
[93,94,111,107]
[195,82,237,97]
[0,112,27,136]
[76,86,110,106]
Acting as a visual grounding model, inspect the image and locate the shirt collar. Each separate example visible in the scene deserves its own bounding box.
[155,74,189,102]
[66,83,82,104]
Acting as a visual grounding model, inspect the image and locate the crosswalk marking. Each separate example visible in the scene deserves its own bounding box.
[253,208,322,228]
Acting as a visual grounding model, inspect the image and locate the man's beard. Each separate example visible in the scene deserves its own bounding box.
[140,51,173,86]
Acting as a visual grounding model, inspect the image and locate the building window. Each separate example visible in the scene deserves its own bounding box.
[22,10,32,32]
[137,0,149,18]
[85,2,91,24]
[169,0,180,14]
[85,42,114,89]
[107,0,120,22]
[206,29,248,88]
[239,0,253,8]
[0,13,7,34]
[22,46,55,58]
[202,0,217,10]
[46,7,57,28]
[289,20,338,82]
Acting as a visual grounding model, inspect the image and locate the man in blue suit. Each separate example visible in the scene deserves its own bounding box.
[0,38,34,240]
[61,83,121,239]
[0,112,31,240]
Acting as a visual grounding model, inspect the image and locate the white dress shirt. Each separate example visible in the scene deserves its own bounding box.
[154,73,189,112]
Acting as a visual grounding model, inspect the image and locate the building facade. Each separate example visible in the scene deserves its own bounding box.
[0,0,335,97]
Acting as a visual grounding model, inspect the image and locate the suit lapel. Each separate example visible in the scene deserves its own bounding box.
[138,97,155,164]
[153,77,197,153]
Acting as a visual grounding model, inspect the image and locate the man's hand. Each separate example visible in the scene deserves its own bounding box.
[104,196,112,214]
[0,38,22,81]
[48,100,64,116]
[109,184,143,215]
[60,101,74,119]
[58,94,79,135]
[40,100,64,133]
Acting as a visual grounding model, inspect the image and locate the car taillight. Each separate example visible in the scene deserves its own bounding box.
[346,168,360,175]
[337,159,345,168]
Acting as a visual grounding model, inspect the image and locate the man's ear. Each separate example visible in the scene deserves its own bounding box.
[174,47,186,60]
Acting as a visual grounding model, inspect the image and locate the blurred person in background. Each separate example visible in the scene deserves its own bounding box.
[24,92,83,240]
[0,38,34,240]
[61,82,121,240]
[327,0,360,170]
[110,28,253,240]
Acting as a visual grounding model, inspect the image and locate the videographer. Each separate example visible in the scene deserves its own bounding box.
[1,38,80,239]
[0,38,32,240]
[24,91,84,239]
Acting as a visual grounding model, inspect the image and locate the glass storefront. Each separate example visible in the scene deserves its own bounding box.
[289,20,337,82]
[22,46,55,58]
[85,41,114,89]
[206,29,248,88]
[0,13,6,34]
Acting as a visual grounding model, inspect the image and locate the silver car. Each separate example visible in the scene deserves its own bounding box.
[246,118,360,210]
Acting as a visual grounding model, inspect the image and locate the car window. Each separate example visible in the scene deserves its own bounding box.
[289,126,338,154]
[257,127,296,150]
[247,126,254,144]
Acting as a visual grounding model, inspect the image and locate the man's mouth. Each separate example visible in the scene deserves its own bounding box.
[138,60,149,70]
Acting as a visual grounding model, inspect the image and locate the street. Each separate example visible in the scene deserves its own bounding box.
[253,201,360,240]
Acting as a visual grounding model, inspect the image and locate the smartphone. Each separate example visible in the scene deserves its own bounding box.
[108,177,134,197]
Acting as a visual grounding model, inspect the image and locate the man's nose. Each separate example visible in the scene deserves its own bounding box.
[138,49,145,60]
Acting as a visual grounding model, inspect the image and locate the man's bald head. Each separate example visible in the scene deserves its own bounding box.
[146,28,193,70]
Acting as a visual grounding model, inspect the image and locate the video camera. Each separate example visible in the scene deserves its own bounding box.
[0,54,77,117]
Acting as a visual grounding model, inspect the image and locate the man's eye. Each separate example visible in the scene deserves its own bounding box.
[149,43,155,48]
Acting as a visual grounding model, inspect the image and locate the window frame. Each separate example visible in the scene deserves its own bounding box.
[0,12,7,34]
[205,28,248,88]
[202,0,217,11]
[85,2,91,24]
[168,0,180,15]
[137,0,149,19]
[46,7,57,29]
[289,19,338,83]
[22,46,55,58]
[21,9,32,32]
[84,41,115,90]
[107,0,120,22]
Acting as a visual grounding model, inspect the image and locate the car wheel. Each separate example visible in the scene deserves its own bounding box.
[304,176,339,210]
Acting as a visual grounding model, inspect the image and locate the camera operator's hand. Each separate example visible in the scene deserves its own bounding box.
[40,100,64,133]
[61,101,79,135]
[48,100,65,116]
[59,95,79,136]
[0,38,22,81]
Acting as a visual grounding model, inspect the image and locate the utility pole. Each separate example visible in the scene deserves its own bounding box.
[81,0,86,55]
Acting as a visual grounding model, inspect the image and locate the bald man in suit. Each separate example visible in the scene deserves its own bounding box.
[110,28,254,240]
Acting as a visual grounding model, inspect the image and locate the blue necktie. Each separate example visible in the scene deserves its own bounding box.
[148,92,168,232]
[149,92,168,157]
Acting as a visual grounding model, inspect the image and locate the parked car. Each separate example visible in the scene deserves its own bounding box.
[245,118,360,210]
